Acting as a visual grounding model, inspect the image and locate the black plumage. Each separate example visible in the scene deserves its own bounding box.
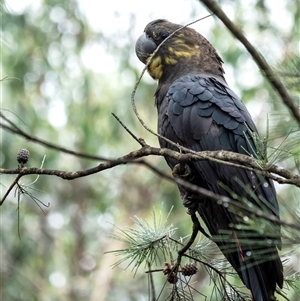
[135,19,283,301]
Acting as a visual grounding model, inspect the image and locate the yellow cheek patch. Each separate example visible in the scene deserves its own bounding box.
[148,56,163,79]
[168,44,200,60]
[174,38,186,45]
[194,48,201,58]
[174,50,192,58]
[168,46,174,52]
[165,56,177,65]
[170,39,201,59]
[145,37,201,79]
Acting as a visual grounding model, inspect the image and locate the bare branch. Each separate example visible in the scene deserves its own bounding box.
[0,113,109,161]
[2,108,298,188]
[1,146,299,185]
[111,113,147,147]
[200,0,300,123]
[1,146,299,230]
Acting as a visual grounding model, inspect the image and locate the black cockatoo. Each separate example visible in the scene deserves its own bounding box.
[135,19,283,301]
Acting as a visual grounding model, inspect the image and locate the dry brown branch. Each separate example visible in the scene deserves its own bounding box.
[200,0,300,124]
[175,213,202,267]
[1,145,300,231]
[1,145,299,186]
[2,113,298,187]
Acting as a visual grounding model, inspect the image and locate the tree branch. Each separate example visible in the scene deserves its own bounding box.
[200,0,300,124]
[1,146,299,231]
[1,146,299,186]
[2,113,298,186]
[2,110,299,230]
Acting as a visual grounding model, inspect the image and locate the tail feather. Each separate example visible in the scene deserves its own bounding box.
[196,201,283,301]
[238,257,279,301]
[230,234,283,301]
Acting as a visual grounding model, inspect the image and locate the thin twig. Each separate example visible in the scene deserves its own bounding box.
[0,174,22,205]
[147,261,156,301]
[0,113,109,161]
[111,113,146,147]
[171,213,202,276]
[177,214,200,259]
[200,0,300,123]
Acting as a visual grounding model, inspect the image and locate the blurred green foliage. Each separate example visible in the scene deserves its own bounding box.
[1,0,299,300]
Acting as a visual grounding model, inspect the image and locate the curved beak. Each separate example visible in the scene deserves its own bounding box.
[135,33,157,64]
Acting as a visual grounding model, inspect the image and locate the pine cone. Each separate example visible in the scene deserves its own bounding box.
[181,263,197,276]
[17,148,30,165]
[167,272,178,284]
[163,262,178,284]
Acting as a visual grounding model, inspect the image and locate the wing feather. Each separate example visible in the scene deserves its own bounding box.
[157,74,283,299]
